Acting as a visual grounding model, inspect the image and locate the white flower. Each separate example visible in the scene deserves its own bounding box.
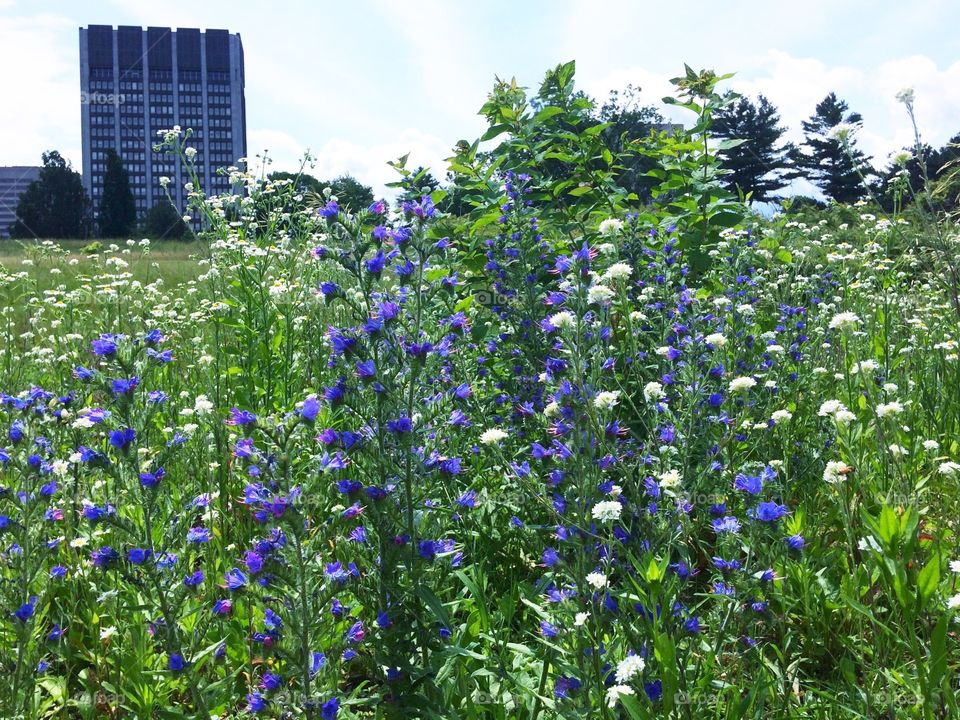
[888,444,907,457]
[895,87,915,106]
[592,501,622,523]
[923,440,940,451]
[585,571,608,589]
[705,333,727,347]
[549,311,575,330]
[643,381,665,402]
[729,376,756,393]
[949,594,960,610]
[829,312,860,330]
[658,468,681,489]
[184,146,198,160]
[159,176,170,188]
[828,123,857,143]
[599,218,624,236]
[614,655,646,683]
[876,401,903,418]
[100,626,118,641]
[593,391,620,411]
[603,262,631,282]
[51,459,70,477]
[544,401,560,417]
[574,611,590,627]
[479,428,508,446]
[72,417,95,430]
[938,461,960,477]
[818,400,845,417]
[850,359,878,375]
[834,409,856,424]
[587,285,615,304]
[194,395,214,415]
[950,560,960,574]
[771,409,792,423]
[606,685,635,708]
[823,460,851,484]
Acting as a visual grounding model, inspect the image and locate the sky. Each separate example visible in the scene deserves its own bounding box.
[1,0,958,197]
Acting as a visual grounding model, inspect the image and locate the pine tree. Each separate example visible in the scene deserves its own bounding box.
[9,151,92,239]
[790,92,873,203]
[98,149,137,238]
[711,94,792,202]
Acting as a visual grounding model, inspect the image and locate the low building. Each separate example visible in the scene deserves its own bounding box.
[0,166,42,238]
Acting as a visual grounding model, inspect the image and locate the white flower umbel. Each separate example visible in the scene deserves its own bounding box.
[593,391,620,411]
[705,332,727,347]
[606,685,635,708]
[588,285,615,305]
[823,460,851,484]
[549,311,575,330]
[729,376,756,393]
[876,401,903,418]
[615,655,646,684]
[598,218,624,236]
[658,469,681,490]
[603,262,632,282]
[829,312,860,330]
[585,571,608,589]
[643,381,665,402]
[592,500,622,522]
[938,461,960,477]
[479,428,508,446]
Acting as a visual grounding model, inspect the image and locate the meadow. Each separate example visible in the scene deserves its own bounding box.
[0,64,958,719]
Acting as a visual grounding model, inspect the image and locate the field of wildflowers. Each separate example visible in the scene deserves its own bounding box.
[1,64,959,719]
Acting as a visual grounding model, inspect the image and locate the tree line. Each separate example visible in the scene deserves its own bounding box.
[8,86,958,240]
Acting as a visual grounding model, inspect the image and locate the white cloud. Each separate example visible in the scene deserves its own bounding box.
[0,12,81,168]
[248,127,452,199]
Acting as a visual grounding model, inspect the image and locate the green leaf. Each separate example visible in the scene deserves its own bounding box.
[916,556,940,607]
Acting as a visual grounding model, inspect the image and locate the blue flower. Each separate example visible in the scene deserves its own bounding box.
[13,596,36,622]
[753,501,788,522]
[91,334,118,357]
[711,516,741,534]
[168,653,186,673]
[318,199,339,218]
[321,697,340,719]
[127,548,151,565]
[734,472,762,495]
[108,428,135,451]
[225,567,248,591]
[540,620,559,638]
[187,527,211,543]
[785,534,805,549]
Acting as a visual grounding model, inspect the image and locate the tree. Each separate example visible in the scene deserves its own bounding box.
[9,151,92,239]
[325,174,374,212]
[790,92,873,203]
[711,93,793,202]
[142,201,191,240]
[98,149,137,238]
[595,85,665,202]
[267,170,324,194]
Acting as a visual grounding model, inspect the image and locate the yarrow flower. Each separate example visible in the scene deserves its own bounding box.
[606,684,635,708]
[823,460,852,484]
[548,311,575,330]
[643,381,665,402]
[593,391,620,411]
[479,428,508,446]
[829,312,860,330]
[729,376,756,393]
[615,655,645,683]
[598,218,624,236]
[592,500,622,522]
[585,571,608,589]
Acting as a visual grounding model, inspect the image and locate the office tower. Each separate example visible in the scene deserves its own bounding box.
[79,25,246,222]
[0,166,42,238]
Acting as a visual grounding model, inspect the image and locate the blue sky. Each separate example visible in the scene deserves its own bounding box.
[1,0,958,196]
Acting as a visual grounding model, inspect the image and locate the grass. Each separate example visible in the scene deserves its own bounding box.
[0,238,206,290]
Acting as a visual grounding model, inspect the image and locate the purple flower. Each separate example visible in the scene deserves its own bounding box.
[13,597,36,622]
[734,472,762,495]
[187,527,211,544]
[225,567,247,590]
[321,697,340,720]
[91,334,118,357]
[540,620,559,638]
[226,408,257,427]
[319,199,339,218]
[711,516,742,534]
[345,621,364,644]
[168,653,186,673]
[785,534,805,549]
[108,428,136,450]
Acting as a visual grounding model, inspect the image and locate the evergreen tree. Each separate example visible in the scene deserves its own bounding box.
[97,149,137,238]
[790,92,873,203]
[711,93,792,202]
[9,151,91,239]
[142,201,191,240]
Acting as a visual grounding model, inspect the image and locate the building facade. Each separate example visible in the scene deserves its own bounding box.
[79,25,246,221]
[0,166,42,238]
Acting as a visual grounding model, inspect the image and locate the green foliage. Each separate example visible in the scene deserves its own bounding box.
[9,151,92,239]
[142,201,192,240]
[711,92,793,202]
[790,92,874,203]
[97,149,137,239]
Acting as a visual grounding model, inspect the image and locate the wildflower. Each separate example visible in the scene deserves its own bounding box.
[606,684,635,708]
[643,381,665,402]
[705,333,727,347]
[754,501,788,522]
[939,461,960,477]
[587,285,615,304]
[593,391,620,411]
[876,401,903,418]
[598,218,624,236]
[729,376,756,393]
[658,469,681,490]
[895,87,915,106]
[771,409,792,423]
[948,594,960,610]
[829,312,860,330]
[548,311,575,330]
[574,611,590,626]
[603,262,631,282]
[828,123,857,143]
[592,500,622,522]
[225,568,247,590]
[585,572,608,589]
[615,655,645,683]
[321,697,340,719]
[823,460,852,483]
[479,428,508,446]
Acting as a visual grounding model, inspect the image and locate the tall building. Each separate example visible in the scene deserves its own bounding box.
[79,25,246,222]
[0,166,41,238]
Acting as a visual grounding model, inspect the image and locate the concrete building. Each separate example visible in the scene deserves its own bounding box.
[0,166,42,238]
[79,25,246,221]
